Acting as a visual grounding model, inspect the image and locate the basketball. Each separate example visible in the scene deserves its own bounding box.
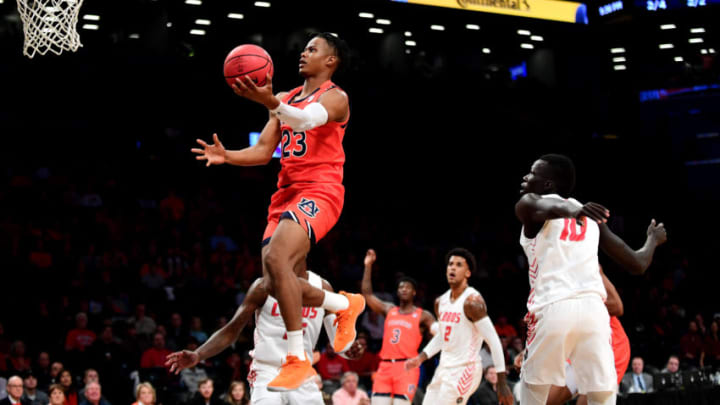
[223,44,274,88]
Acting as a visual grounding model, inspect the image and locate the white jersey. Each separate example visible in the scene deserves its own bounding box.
[519,194,606,314]
[250,271,325,367]
[436,286,483,369]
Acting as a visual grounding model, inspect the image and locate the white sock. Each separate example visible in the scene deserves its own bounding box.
[287,330,306,360]
[322,291,349,312]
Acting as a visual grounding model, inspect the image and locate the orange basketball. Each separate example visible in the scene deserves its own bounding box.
[223,44,274,88]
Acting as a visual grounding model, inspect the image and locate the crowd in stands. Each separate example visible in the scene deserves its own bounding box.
[0,164,718,405]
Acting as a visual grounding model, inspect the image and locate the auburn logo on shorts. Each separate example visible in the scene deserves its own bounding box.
[298,198,320,218]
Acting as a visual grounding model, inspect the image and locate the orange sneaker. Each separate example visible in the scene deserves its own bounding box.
[267,355,314,392]
[333,291,366,353]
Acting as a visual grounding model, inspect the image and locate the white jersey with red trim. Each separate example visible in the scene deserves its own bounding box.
[519,194,607,314]
[250,271,325,368]
[436,286,483,369]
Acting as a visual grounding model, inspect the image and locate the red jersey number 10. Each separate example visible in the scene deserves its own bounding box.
[559,218,588,242]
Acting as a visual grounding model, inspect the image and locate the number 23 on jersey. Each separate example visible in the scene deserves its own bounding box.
[281,129,307,158]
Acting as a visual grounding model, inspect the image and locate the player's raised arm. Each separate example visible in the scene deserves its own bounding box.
[600,266,623,316]
[361,249,394,316]
[599,219,667,275]
[464,295,514,405]
[165,278,268,374]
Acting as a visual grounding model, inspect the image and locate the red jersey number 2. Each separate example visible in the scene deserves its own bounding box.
[444,326,452,342]
[559,218,587,242]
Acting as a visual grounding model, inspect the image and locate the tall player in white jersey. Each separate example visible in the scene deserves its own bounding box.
[516,154,667,405]
[165,265,362,404]
[405,248,513,405]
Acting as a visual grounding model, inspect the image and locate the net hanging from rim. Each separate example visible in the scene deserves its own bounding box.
[16,0,84,58]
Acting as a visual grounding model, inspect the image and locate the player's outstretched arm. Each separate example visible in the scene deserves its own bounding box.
[464,295,514,405]
[361,249,394,316]
[599,219,667,275]
[515,194,609,230]
[600,266,623,316]
[165,278,268,374]
[405,297,442,371]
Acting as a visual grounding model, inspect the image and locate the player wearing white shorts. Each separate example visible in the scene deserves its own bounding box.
[405,248,513,405]
[516,154,667,405]
[166,266,362,405]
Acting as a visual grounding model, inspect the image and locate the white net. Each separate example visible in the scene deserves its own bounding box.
[16,0,84,58]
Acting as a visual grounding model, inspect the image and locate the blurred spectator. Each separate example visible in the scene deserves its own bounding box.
[313,374,332,405]
[494,316,518,339]
[78,381,110,405]
[49,362,63,386]
[480,342,494,369]
[661,355,681,374]
[77,369,99,403]
[47,384,66,405]
[507,337,524,364]
[20,371,48,405]
[58,369,79,405]
[166,313,187,352]
[6,342,31,375]
[160,189,185,222]
[620,357,654,394]
[331,372,369,405]
[703,320,720,368]
[180,364,208,400]
[316,343,350,384]
[0,377,6,400]
[359,312,384,348]
[131,382,155,405]
[472,366,500,405]
[33,352,51,391]
[189,317,208,345]
[187,378,223,405]
[140,333,171,369]
[89,326,124,390]
[1,375,29,405]
[0,323,11,355]
[679,321,704,368]
[345,336,378,390]
[210,225,238,252]
[128,305,157,337]
[223,381,248,405]
[65,313,96,353]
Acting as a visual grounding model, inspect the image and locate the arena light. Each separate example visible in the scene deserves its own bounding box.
[254,1,271,7]
[185,0,201,5]
[521,43,534,49]
[701,49,708,54]
[190,29,206,35]
[82,14,100,21]
[329,33,338,37]
[195,19,211,26]
[405,40,417,46]
[376,19,391,25]
[359,12,374,18]
[610,47,625,53]
[711,49,716,54]
[129,33,140,39]
[531,35,544,41]
[613,56,626,62]
[430,25,445,31]
[369,27,383,34]
[166,22,172,28]
[404,31,412,37]
[660,24,676,30]
[613,65,626,70]
[517,29,531,35]
[674,56,684,62]
[689,38,704,43]
[82,24,99,30]
[227,13,244,20]
[690,27,705,33]
[658,43,674,49]
[482,48,491,54]
[466,24,480,30]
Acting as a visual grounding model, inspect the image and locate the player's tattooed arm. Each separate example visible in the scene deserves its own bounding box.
[599,219,667,275]
[600,266,623,317]
[361,249,394,316]
[166,278,268,374]
[463,294,488,322]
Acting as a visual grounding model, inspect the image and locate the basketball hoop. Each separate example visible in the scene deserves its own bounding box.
[16,0,84,58]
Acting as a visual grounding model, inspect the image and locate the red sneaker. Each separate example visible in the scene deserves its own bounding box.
[267,355,314,392]
[333,292,366,353]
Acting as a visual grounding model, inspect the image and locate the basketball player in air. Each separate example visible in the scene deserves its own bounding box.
[361,249,437,405]
[546,266,632,405]
[516,154,667,405]
[404,248,514,405]
[165,264,363,404]
[191,32,364,391]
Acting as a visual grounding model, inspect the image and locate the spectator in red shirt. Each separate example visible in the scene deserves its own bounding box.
[703,320,720,368]
[6,341,32,375]
[316,342,350,385]
[140,333,171,369]
[494,315,518,339]
[345,336,378,390]
[65,313,96,352]
[680,320,704,368]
